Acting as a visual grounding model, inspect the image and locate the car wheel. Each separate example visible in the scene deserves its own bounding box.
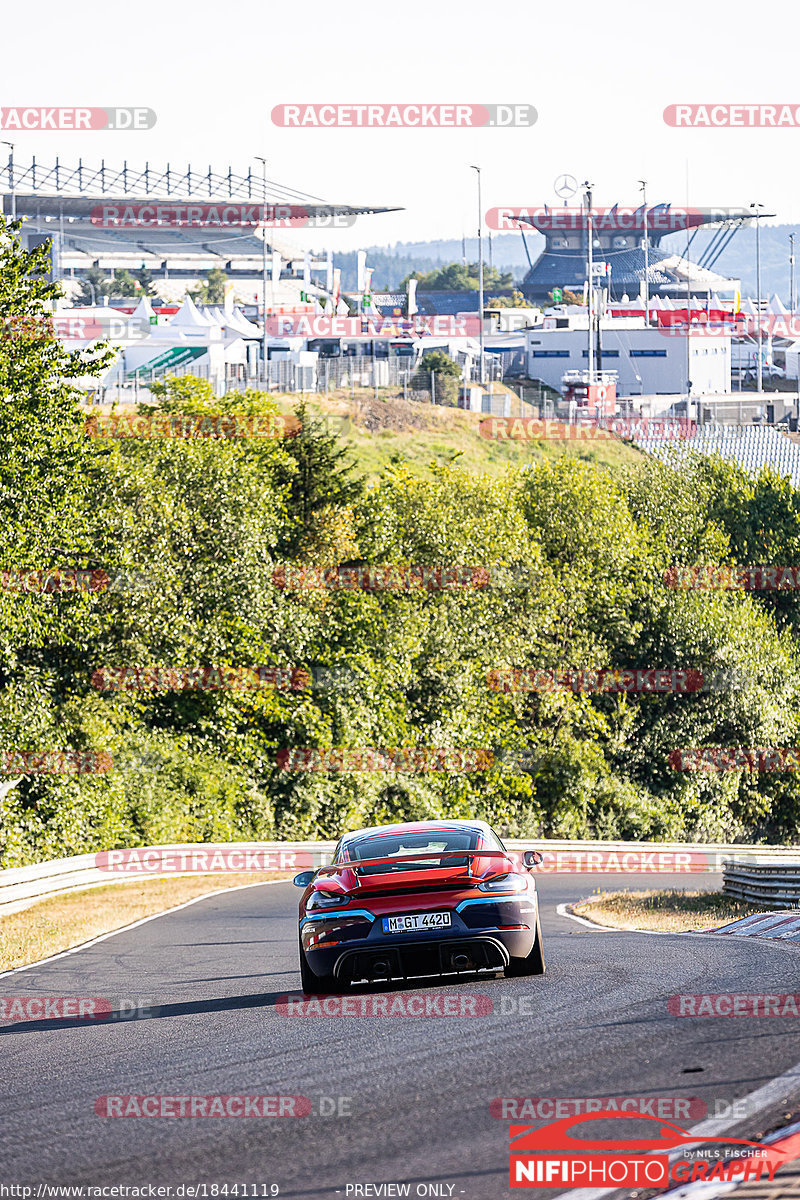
[505,914,545,976]
[299,936,339,994]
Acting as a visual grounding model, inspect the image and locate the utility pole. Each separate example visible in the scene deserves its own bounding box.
[1,142,15,220]
[791,232,796,313]
[584,181,594,379]
[751,202,764,394]
[638,179,649,323]
[256,156,269,380]
[471,165,485,384]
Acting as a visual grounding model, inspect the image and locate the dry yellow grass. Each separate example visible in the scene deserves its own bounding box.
[572,889,765,933]
[0,872,290,972]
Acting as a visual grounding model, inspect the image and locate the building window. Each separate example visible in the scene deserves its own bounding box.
[629,349,667,358]
[582,349,620,357]
[532,350,570,358]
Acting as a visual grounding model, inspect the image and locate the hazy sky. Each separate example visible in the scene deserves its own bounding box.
[3,0,799,255]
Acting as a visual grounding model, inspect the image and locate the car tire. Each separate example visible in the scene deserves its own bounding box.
[299,937,339,994]
[505,914,545,976]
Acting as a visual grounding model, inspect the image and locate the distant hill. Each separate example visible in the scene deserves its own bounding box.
[334,224,799,304]
[328,235,542,292]
[662,223,797,301]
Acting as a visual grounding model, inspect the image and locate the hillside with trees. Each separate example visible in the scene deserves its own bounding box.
[2,216,800,865]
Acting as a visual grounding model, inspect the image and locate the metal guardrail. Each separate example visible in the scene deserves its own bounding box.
[3,840,800,917]
[723,856,800,909]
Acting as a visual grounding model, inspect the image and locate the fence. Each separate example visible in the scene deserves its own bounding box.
[95,353,516,407]
[4,840,800,917]
[722,856,800,909]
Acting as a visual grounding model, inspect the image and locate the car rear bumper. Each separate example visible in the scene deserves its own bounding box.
[301,894,538,983]
[333,931,530,983]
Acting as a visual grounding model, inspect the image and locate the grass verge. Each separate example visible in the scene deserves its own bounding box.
[0,872,290,973]
[269,392,644,480]
[572,889,767,933]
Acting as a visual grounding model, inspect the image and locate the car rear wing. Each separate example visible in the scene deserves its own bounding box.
[316,848,541,881]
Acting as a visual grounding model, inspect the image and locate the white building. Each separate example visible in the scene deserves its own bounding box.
[526,317,730,397]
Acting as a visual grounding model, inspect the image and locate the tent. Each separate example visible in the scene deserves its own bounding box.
[169,295,221,331]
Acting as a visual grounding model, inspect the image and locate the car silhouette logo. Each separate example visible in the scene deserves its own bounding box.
[510,1110,787,1160]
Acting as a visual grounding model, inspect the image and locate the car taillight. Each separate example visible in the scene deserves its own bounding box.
[302,915,372,952]
[477,873,528,894]
[306,889,349,911]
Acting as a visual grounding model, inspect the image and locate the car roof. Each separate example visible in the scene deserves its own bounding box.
[340,819,497,845]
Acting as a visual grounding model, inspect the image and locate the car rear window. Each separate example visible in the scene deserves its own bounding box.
[343,829,481,874]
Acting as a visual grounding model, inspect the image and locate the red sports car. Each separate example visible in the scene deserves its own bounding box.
[292,819,544,993]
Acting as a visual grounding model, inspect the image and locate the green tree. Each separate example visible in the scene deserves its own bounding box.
[488,289,534,309]
[549,288,585,306]
[107,269,140,298]
[272,402,364,558]
[136,266,157,298]
[190,268,228,306]
[401,262,513,292]
[0,219,113,862]
[75,267,110,306]
[413,351,462,406]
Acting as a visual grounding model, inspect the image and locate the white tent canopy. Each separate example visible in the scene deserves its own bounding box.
[169,295,221,330]
[232,306,263,336]
[202,306,261,337]
[130,294,156,324]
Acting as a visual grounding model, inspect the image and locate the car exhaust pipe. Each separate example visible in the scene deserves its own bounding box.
[371,959,391,977]
[452,953,471,970]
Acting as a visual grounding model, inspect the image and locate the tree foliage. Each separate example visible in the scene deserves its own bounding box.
[401,262,513,292]
[3,216,800,863]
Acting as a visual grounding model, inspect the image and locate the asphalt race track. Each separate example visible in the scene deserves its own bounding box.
[2,872,800,1200]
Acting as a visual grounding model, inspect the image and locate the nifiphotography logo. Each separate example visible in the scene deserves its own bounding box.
[508,1111,787,1187]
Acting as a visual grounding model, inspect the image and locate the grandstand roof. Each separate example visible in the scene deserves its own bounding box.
[632,424,800,488]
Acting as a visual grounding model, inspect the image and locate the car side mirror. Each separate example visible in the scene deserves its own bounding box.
[523,850,543,868]
[292,870,315,888]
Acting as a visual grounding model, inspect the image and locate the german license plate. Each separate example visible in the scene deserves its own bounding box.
[382,912,452,934]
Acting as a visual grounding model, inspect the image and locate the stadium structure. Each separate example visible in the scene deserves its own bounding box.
[516,204,759,304]
[1,158,401,306]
